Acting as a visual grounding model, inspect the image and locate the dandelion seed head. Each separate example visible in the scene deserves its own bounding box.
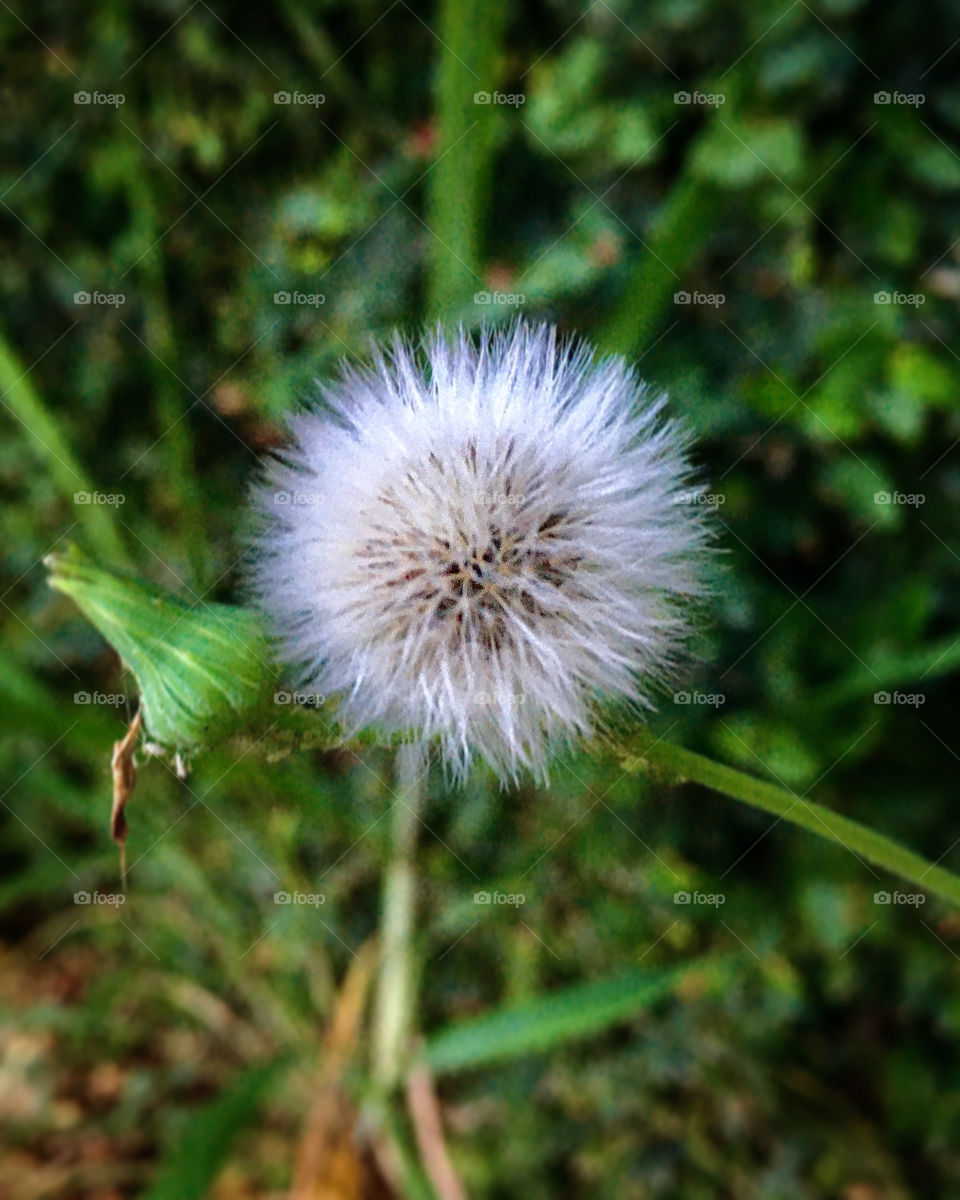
[249,320,712,784]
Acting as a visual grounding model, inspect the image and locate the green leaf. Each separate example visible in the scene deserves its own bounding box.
[47,543,273,749]
[142,1061,286,1200]
[691,117,807,188]
[422,958,728,1073]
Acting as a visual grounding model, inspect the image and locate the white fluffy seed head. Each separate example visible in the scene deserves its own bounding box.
[248,320,712,784]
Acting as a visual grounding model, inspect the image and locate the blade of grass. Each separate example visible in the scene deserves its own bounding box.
[0,331,129,565]
[595,175,717,358]
[422,957,729,1074]
[142,1060,287,1200]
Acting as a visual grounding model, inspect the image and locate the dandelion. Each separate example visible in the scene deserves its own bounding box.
[249,320,711,784]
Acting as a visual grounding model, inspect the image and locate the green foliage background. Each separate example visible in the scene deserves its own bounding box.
[2,0,959,1196]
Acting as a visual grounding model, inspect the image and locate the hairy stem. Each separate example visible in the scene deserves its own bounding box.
[373,743,427,1090]
[623,729,960,908]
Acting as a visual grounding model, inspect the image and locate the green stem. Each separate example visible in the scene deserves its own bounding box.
[373,743,426,1090]
[426,0,508,321]
[623,728,960,908]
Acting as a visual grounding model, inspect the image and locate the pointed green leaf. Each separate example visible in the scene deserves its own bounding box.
[47,543,273,749]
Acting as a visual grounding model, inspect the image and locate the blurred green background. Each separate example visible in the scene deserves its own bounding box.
[3,0,960,1196]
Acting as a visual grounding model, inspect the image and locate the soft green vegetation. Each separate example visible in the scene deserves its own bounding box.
[2,1,959,1197]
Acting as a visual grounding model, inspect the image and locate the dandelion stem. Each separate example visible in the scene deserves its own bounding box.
[373,743,426,1090]
[623,729,960,908]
